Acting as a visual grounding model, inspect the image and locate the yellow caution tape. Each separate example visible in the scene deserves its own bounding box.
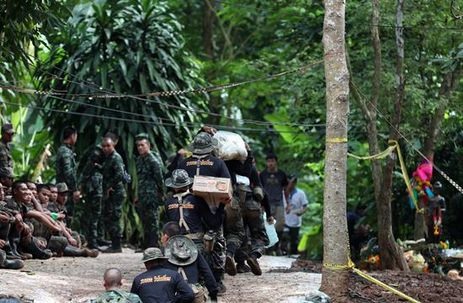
[323,259,421,303]
[347,140,421,213]
[326,137,348,143]
[347,144,396,160]
[352,267,421,303]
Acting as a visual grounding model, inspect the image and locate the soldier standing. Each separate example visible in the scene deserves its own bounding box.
[135,133,164,249]
[100,137,126,253]
[55,127,80,221]
[0,123,15,180]
[79,147,104,249]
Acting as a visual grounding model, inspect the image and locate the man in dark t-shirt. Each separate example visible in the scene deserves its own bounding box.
[259,153,288,254]
[131,247,194,303]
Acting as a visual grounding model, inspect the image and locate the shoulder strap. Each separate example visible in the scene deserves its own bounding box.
[177,267,188,282]
[174,191,192,233]
[192,154,209,176]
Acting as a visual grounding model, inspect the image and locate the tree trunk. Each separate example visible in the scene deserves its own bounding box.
[369,0,384,206]
[320,0,350,300]
[202,0,221,125]
[202,0,214,60]
[376,0,408,270]
[422,71,461,159]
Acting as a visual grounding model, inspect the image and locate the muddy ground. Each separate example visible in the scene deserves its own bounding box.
[294,259,463,303]
[0,250,321,303]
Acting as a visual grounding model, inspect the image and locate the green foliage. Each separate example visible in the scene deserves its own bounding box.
[34,0,205,240]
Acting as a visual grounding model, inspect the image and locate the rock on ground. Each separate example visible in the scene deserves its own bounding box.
[0,250,321,303]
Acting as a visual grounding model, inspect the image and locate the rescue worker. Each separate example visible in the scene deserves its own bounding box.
[224,148,269,276]
[161,221,218,302]
[91,268,142,303]
[130,247,194,303]
[176,132,230,294]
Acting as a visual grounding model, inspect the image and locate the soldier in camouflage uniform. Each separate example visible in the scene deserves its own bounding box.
[135,133,164,249]
[101,137,126,253]
[0,123,15,181]
[91,268,142,303]
[80,146,104,249]
[55,127,80,220]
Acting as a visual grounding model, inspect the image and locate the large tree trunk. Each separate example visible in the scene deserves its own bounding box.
[202,0,221,125]
[369,0,384,205]
[320,0,350,300]
[376,0,408,270]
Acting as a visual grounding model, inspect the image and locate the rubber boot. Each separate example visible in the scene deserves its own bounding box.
[23,237,53,260]
[97,238,112,246]
[101,237,122,253]
[4,243,21,260]
[63,245,85,257]
[7,239,22,259]
[0,250,24,270]
[83,248,99,258]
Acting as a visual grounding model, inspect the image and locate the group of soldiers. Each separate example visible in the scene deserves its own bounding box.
[0,122,295,302]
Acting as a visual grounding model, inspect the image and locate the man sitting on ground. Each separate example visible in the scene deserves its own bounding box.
[91,268,141,303]
[131,247,194,303]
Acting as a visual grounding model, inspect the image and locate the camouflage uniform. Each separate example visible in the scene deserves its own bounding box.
[80,148,104,248]
[102,150,126,247]
[0,139,13,178]
[55,143,78,217]
[136,150,164,248]
[91,290,142,303]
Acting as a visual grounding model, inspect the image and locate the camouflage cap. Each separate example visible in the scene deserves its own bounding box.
[165,169,193,189]
[165,236,198,266]
[56,182,69,193]
[142,247,168,263]
[1,123,14,134]
[190,132,217,155]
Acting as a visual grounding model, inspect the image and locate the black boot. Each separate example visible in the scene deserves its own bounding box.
[246,253,262,276]
[87,239,100,250]
[97,238,112,246]
[63,245,85,257]
[101,237,122,253]
[0,250,24,270]
[4,242,21,260]
[236,262,251,273]
[225,252,237,276]
[23,237,53,260]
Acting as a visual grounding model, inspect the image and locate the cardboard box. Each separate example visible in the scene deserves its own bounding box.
[192,176,233,206]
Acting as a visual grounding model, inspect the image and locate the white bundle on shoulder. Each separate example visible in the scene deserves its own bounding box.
[213,131,248,161]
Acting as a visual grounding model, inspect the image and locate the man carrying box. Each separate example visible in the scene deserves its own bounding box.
[177,131,231,295]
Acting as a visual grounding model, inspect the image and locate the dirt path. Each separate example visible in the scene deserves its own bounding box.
[0,249,321,303]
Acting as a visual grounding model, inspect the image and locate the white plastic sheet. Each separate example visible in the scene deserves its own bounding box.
[263,213,279,248]
[213,131,248,161]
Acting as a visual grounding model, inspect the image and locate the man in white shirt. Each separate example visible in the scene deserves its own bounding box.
[284,176,308,255]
